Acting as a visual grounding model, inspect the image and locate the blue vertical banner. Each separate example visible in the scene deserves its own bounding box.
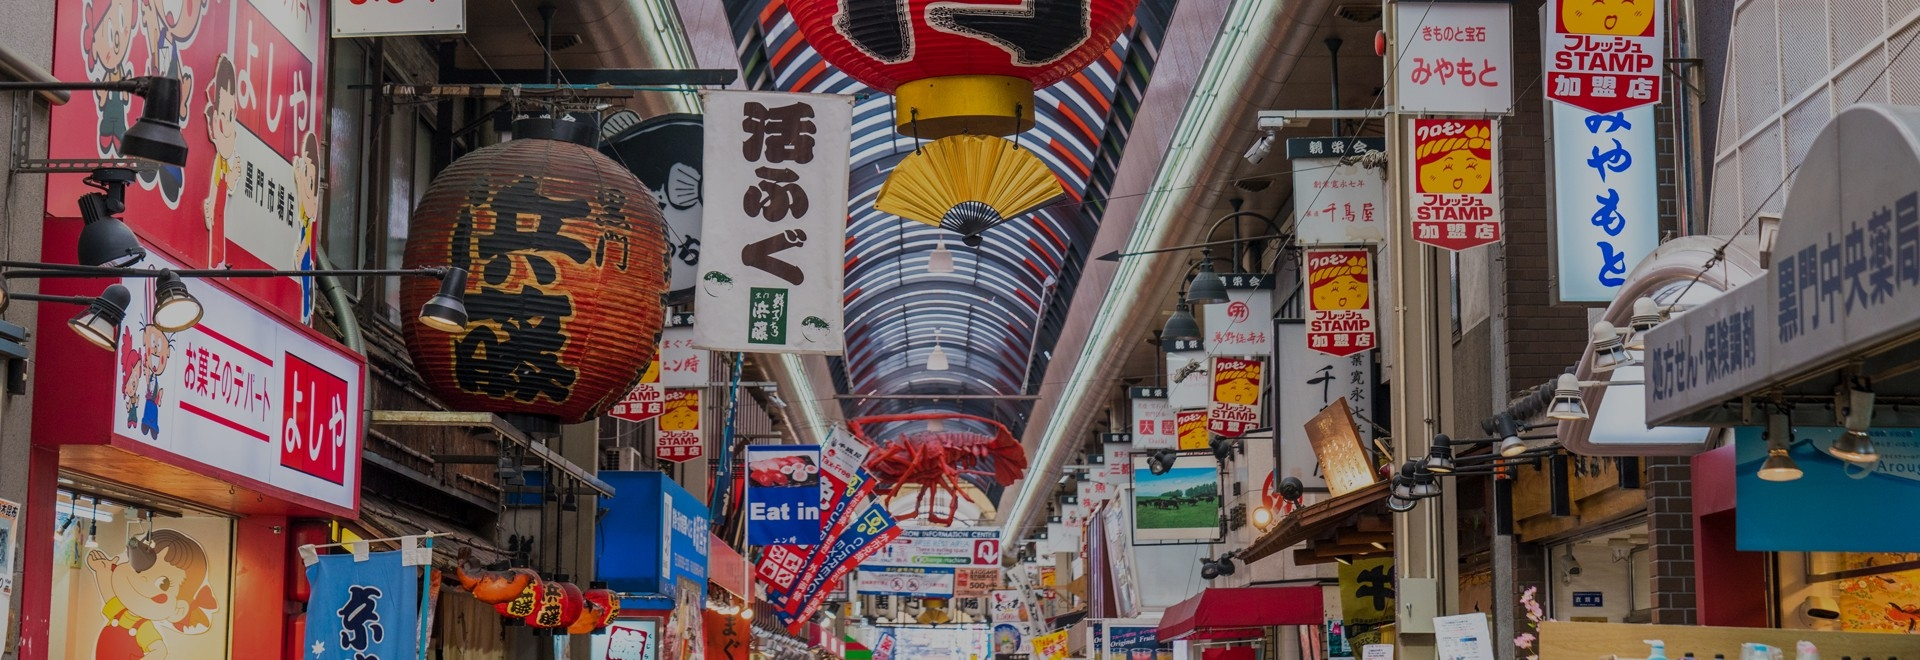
[745,445,824,545]
[304,550,420,660]
[1552,103,1659,302]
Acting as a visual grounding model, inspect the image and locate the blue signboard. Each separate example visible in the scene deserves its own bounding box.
[1736,426,1920,552]
[1571,592,1603,607]
[598,471,711,609]
[746,445,824,546]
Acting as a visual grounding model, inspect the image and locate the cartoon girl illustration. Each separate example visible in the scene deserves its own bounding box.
[1414,123,1493,195]
[135,0,212,203]
[293,132,323,321]
[137,324,172,439]
[201,54,237,268]
[1559,0,1656,37]
[1310,254,1372,311]
[85,530,219,660]
[82,0,141,156]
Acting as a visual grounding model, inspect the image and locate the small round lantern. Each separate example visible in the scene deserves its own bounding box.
[403,116,670,424]
[585,587,621,629]
[525,580,585,629]
[786,0,1140,138]
[495,572,544,620]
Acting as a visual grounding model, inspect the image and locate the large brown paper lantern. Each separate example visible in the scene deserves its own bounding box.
[403,117,669,424]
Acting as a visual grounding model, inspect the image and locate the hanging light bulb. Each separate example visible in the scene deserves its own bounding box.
[1624,297,1662,351]
[1830,385,1878,466]
[1758,412,1803,482]
[927,418,946,433]
[1547,373,1589,421]
[928,238,955,274]
[926,330,950,371]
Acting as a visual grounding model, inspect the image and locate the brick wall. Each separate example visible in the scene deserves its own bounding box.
[1501,0,1593,398]
[1646,457,1698,624]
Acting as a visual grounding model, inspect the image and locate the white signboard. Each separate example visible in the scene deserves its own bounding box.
[1553,104,1659,302]
[1102,441,1134,486]
[1276,323,1375,490]
[1130,389,1177,450]
[591,619,660,660]
[1433,613,1496,660]
[695,90,853,354]
[990,590,1031,622]
[1393,1,1514,114]
[1203,274,1275,356]
[110,257,366,514]
[1290,137,1389,245]
[856,566,956,598]
[1078,480,1115,505]
[865,528,1002,567]
[658,323,709,388]
[1166,340,1209,409]
[331,0,466,37]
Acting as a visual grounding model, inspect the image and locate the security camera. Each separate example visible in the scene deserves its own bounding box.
[1243,130,1276,165]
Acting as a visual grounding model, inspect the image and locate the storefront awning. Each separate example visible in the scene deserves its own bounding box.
[1157,586,1324,642]
[1240,481,1390,563]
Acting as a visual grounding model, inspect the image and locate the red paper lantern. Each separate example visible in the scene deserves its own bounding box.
[786,0,1140,138]
[494,572,544,619]
[525,580,585,629]
[584,588,621,628]
[403,117,670,424]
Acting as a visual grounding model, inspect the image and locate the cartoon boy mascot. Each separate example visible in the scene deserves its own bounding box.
[120,328,143,430]
[82,0,140,156]
[138,324,171,439]
[202,53,238,268]
[87,530,218,660]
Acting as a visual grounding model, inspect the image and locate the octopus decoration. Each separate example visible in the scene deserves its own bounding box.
[848,413,1028,525]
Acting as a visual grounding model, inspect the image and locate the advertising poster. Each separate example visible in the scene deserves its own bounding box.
[1408,119,1502,252]
[857,566,956,598]
[993,623,1025,654]
[1129,454,1223,543]
[1340,557,1396,647]
[1202,274,1275,356]
[705,605,750,660]
[1547,0,1663,114]
[0,497,12,648]
[1165,340,1209,409]
[1103,624,1160,660]
[1304,248,1377,357]
[696,90,854,354]
[1275,323,1375,490]
[1328,620,1353,659]
[1208,356,1265,438]
[609,360,665,423]
[1102,506,1141,617]
[1736,427,1920,551]
[1103,440,1134,486]
[1433,613,1495,660]
[745,445,824,545]
[1289,138,1390,245]
[954,566,1003,598]
[592,618,661,660]
[1032,629,1069,660]
[989,590,1030,623]
[602,115,706,294]
[52,0,329,322]
[778,502,901,632]
[1175,410,1210,451]
[1552,104,1659,302]
[656,389,704,463]
[1130,388,1177,450]
[304,550,421,660]
[875,628,898,660]
[1392,1,1514,114]
[50,508,232,659]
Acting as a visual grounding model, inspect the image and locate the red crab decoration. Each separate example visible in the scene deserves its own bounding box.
[849,413,1028,525]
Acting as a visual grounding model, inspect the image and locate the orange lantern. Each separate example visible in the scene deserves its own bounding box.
[494,572,544,619]
[402,117,670,424]
[585,587,621,628]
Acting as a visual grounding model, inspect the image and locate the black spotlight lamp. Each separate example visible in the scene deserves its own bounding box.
[1425,434,1455,474]
[69,284,131,350]
[1185,252,1229,305]
[150,270,203,332]
[121,77,189,167]
[1147,449,1180,476]
[77,169,147,267]
[1162,301,1202,342]
[417,267,470,332]
[1494,413,1527,457]
[1278,476,1304,504]
[1199,552,1238,580]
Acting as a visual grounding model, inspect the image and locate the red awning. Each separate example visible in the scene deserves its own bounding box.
[1157,586,1325,642]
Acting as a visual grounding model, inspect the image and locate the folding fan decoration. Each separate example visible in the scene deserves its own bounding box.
[876,135,1066,246]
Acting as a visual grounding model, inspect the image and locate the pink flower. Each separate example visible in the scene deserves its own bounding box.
[1514,633,1536,649]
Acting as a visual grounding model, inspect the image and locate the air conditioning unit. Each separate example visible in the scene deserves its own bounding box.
[602,447,644,471]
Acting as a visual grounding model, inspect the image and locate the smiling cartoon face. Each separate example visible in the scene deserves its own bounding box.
[1312,275,1369,311]
[1560,0,1655,36]
[142,325,170,375]
[1216,377,1259,405]
[660,406,698,431]
[86,0,139,72]
[113,541,191,623]
[1418,149,1491,194]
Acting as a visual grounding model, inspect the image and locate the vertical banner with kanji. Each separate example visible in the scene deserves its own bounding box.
[657,323,709,388]
[1129,388,1176,450]
[1546,0,1664,114]
[1290,138,1390,245]
[1276,322,1375,491]
[1203,274,1276,356]
[656,389,704,462]
[304,550,421,660]
[696,91,854,354]
[1175,409,1210,451]
[1392,2,1514,115]
[1304,249,1376,357]
[1409,119,1502,251]
[1208,357,1265,438]
[1552,104,1659,302]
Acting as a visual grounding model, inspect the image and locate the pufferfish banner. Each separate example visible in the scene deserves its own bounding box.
[1409,118,1502,252]
[1305,248,1376,358]
[1208,356,1265,438]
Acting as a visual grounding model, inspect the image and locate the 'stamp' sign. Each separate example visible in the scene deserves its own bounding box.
[1546,0,1664,114]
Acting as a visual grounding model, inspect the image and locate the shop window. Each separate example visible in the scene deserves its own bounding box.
[1777,551,1920,633]
[47,491,235,660]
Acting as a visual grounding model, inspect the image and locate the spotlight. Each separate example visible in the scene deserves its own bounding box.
[150,270,203,332]
[1758,412,1803,482]
[1425,435,1455,474]
[77,169,148,267]
[1251,505,1275,530]
[1494,414,1526,457]
[1210,435,1242,462]
[417,267,470,332]
[495,454,522,483]
[1831,385,1878,465]
[1386,494,1417,513]
[1624,297,1662,351]
[68,284,131,351]
[1199,552,1238,580]
[1548,373,1589,421]
[121,76,190,167]
[1185,254,1229,306]
[928,238,955,274]
[1161,302,1202,342]
[1406,461,1440,499]
[561,491,578,512]
[1147,449,1180,476]
[1278,476,1304,504]
[1243,130,1276,165]
[1589,321,1630,373]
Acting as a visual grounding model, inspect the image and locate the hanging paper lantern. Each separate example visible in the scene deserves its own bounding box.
[786,0,1140,138]
[875,135,1066,245]
[525,580,586,629]
[403,117,670,424]
[585,588,621,628]
[494,571,544,619]
[462,565,537,605]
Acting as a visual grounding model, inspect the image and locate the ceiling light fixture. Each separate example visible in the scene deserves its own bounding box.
[1495,414,1527,457]
[926,330,950,371]
[1831,383,1878,466]
[1185,252,1229,305]
[1425,435,1455,474]
[67,284,131,351]
[1758,411,1803,483]
[76,169,148,268]
[1589,321,1630,373]
[1161,302,1202,342]
[1547,373,1589,421]
[928,238,955,274]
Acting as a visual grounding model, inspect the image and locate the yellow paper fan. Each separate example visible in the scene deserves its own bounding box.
[876,135,1066,241]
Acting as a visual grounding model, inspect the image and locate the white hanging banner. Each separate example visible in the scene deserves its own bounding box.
[1552,104,1659,303]
[1276,323,1376,490]
[1392,1,1514,115]
[1202,274,1276,356]
[1290,137,1390,245]
[331,0,467,37]
[1129,388,1176,450]
[658,322,710,388]
[695,90,854,354]
[1165,340,1209,409]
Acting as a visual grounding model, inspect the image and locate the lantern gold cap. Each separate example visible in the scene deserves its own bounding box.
[894,75,1036,139]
